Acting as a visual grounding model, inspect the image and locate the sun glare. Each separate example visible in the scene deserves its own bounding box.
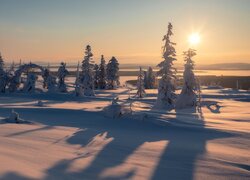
[188,33,200,45]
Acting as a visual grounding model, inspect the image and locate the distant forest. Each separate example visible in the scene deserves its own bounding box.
[119,63,250,70]
[5,62,250,70]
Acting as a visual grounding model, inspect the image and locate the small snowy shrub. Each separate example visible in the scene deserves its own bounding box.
[37,100,44,107]
[103,97,122,118]
[0,53,8,93]
[8,110,21,123]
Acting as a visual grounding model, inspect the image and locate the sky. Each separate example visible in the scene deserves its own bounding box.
[0,0,250,65]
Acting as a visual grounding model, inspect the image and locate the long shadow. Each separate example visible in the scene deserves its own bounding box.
[151,107,232,180]
[41,108,232,180]
[0,92,112,107]
[0,172,34,180]
[0,105,234,180]
[73,126,158,179]
[5,125,54,137]
[202,89,250,101]
[207,103,222,113]
[42,116,168,179]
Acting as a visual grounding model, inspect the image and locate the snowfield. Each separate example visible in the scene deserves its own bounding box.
[0,87,249,180]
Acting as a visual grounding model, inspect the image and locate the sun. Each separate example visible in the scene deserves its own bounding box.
[188,33,200,45]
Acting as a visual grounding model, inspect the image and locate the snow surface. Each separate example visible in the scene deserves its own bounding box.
[0,85,249,179]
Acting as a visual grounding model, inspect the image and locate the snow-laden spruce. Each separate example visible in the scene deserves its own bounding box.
[136,67,146,98]
[43,65,57,92]
[23,72,37,93]
[0,53,8,93]
[0,53,5,75]
[81,45,95,96]
[42,67,50,89]
[106,56,120,89]
[98,55,107,89]
[47,74,57,92]
[57,62,69,92]
[144,66,156,89]
[155,23,177,109]
[176,49,198,109]
[6,63,15,89]
[93,64,99,89]
[75,62,83,96]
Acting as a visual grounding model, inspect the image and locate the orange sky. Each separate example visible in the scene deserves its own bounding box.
[0,0,250,65]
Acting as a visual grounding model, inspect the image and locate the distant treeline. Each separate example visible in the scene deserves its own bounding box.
[29,71,250,90]
[43,70,202,76]
[8,62,250,70]
[127,76,250,90]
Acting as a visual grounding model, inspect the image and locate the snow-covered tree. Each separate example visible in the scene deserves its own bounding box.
[42,64,57,92]
[47,74,57,92]
[98,55,107,89]
[155,23,177,109]
[143,71,148,88]
[0,53,8,93]
[106,56,120,89]
[6,63,15,88]
[176,49,197,109]
[94,64,99,89]
[145,67,156,89]
[81,45,95,96]
[136,67,146,98]
[23,71,37,93]
[75,62,83,96]
[0,53,5,75]
[57,62,69,92]
[8,73,20,92]
[42,67,50,89]
[196,78,202,113]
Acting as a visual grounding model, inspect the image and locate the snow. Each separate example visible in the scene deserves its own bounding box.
[0,82,249,179]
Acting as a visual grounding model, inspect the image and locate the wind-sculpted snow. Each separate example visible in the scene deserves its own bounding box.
[0,87,249,179]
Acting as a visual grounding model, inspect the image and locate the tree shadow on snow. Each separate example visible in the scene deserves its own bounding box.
[150,107,233,180]
[0,105,234,180]
[0,172,34,180]
[42,107,233,179]
[42,116,167,179]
